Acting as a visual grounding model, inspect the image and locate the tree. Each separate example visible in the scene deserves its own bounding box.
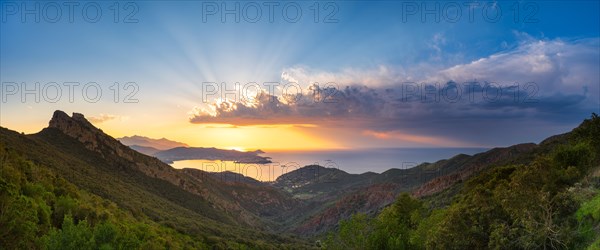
[325,213,373,250]
[371,193,424,250]
[44,215,94,250]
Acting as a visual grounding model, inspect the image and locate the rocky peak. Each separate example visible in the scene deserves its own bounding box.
[49,110,95,133]
[46,110,132,161]
[49,111,100,143]
[72,112,88,122]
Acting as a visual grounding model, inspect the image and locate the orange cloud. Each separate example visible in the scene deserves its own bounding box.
[88,114,125,124]
[362,130,469,147]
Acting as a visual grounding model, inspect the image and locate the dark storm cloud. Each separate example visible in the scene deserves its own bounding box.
[188,38,599,146]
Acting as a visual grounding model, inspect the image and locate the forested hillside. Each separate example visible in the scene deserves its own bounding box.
[0,142,208,249]
[324,114,600,249]
[0,111,313,249]
[1,112,598,249]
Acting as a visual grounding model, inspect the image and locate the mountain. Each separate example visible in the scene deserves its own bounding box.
[127,144,161,155]
[272,140,562,235]
[3,110,598,249]
[0,111,311,248]
[117,135,188,150]
[322,114,600,249]
[209,171,266,186]
[153,147,271,164]
[118,135,271,164]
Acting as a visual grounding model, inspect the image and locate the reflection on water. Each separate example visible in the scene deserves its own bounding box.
[264,148,489,174]
[170,160,299,182]
[170,148,490,182]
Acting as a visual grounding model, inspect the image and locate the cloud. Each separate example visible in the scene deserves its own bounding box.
[427,33,447,61]
[280,65,408,89]
[430,37,599,97]
[88,114,124,124]
[280,37,598,100]
[189,85,386,125]
[188,35,599,146]
[362,130,468,147]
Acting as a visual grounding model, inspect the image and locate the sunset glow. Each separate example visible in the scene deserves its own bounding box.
[1,1,598,151]
[2,1,600,248]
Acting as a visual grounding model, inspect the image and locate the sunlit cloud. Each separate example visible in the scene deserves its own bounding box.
[88,114,126,124]
[190,37,598,126]
[200,124,239,129]
[187,35,599,147]
[362,130,472,147]
[188,85,385,126]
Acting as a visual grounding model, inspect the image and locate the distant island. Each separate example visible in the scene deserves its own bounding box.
[117,136,271,164]
[152,147,271,164]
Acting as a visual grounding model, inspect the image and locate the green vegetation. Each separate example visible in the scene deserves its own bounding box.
[2,112,598,249]
[0,112,314,249]
[0,142,208,249]
[324,114,600,249]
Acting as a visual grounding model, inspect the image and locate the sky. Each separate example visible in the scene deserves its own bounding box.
[1,1,599,151]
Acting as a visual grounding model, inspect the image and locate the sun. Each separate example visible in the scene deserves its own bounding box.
[224,146,247,152]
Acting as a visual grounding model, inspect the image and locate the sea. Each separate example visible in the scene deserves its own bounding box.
[170,148,489,182]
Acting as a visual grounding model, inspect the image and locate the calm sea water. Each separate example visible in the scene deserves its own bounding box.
[170,148,489,182]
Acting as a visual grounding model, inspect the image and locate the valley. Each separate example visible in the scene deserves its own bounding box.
[2,110,598,248]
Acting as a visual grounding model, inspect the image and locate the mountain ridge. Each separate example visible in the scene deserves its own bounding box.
[2,110,595,247]
[154,146,272,164]
[117,133,271,165]
[2,111,311,247]
[117,135,189,150]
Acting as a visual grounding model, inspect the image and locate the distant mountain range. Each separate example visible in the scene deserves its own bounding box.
[117,135,188,150]
[153,147,271,164]
[271,141,540,234]
[118,135,270,164]
[1,110,597,248]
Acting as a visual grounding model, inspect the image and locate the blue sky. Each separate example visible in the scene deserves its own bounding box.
[1,1,599,149]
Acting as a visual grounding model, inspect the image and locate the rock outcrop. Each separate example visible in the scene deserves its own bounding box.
[48,110,133,161]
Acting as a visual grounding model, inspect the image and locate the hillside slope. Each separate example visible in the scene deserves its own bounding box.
[323,114,600,249]
[275,142,539,234]
[0,111,310,248]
